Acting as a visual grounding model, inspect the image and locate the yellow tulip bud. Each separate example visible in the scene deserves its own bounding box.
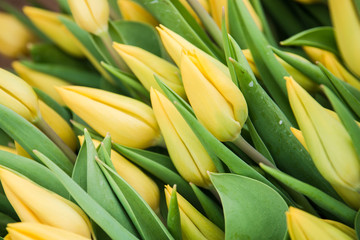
[303,46,360,91]
[57,86,161,149]
[286,77,360,208]
[164,185,224,240]
[243,49,318,91]
[209,0,262,30]
[68,0,109,35]
[14,141,32,159]
[12,61,69,105]
[78,136,160,211]
[150,88,217,188]
[23,7,83,57]
[0,13,35,58]
[286,207,356,240]
[328,0,360,77]
[113,43,186,99]
[181,49,248,141]
[0,145,17,154]
[0,168,92,238]
[6,223,91,240]
[39,101,78,151]
[290,127,308,151]
[0,68,40,122]
[117,0,159,27]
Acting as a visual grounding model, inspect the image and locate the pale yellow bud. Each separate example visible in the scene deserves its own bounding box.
[118,0,159,27]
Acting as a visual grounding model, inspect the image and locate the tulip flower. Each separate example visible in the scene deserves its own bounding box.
[0,13,35,58]
[181,49,248,142]
[150,88,217,188]
[14,141,32,159]
[6,222,91,240]
[78,136,160,211]
[0,145,17,154]
[117,0,159,27]
[286,207,356,240]
[303,46,360,90]
[113,43,186,99]
[40,101,78,151]
[12,61,70,105]
[57,86,162,149]
[164,185,224,240]
[0,168,92,238]
[23,7,83,57]
[286,77,360,208]
[290,127,308,151]
[0,68,40,122]
[243,49,318,91]
[68,0,109,35]
[209,0,262,30]
[328,0,360,77]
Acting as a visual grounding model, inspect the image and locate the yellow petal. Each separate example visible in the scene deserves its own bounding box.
[0,145,17,154]
[290,127,308,151]
[118,0,159,27]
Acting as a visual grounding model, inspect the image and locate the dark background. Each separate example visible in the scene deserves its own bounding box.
[0,0,58,68]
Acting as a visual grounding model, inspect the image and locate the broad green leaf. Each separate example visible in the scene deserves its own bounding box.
[0,130,12,147]
[233,0,296,124]
[323,86,360,157]
[0,150,68,198]
[33,88,72,122]
[97,158,174,240]
[228,0,247,49]
[355,210,360,239]
[210,173,288,240]
[228,39,340,200]
[72,134,88,191]
[112,143,200,207]
[0,212,15,237]
[167,185,182,240]
[261,164,356,226]
[281,27,339,55]
[190,183,224,230]
[56,0,71,14]
[0,192,18,221]
[0,105,73,175]
[302,3,332,26]
[22,61,101,88]
[34,151,138,240]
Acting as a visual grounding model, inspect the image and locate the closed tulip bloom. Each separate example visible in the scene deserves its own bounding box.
[14,142,32,159]
[23,7,83,57]
[286,77,360,208]
[290,127,308,151]
[287,207,356,240]
[68,0,109,35]
[57,86,161,149]
[40,101,78,151]
[181,49,248,141]
[117,0,159,27]
[0,13,35,58]
[328,0,360,77]
[243,49,318,91]
[0,146,17,154]
[113,43,186,99]
[164,185,224,240]
[151,88,217,188]
[79,136,160,211]
[12,61,70,105]
[0,68,40,122]
[0,168,92,238]
[6,223,91,240]
[303,46,360,90]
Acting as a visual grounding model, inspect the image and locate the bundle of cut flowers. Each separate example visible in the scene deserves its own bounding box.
[0,0,359,239]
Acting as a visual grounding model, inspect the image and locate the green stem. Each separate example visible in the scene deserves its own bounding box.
[34,117,76,163]
[232,135,276,168]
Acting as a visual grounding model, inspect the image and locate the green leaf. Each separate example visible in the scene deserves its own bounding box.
[233,0,296,124]
[0,105,73,175]
[0,130,12,147]
[56,0,71,13]
[260,164,356,226]
[34,150,138,240]
[323,86,360,157]
[167,185,182,240]
[281,27,339,55]
[0,192,18,221]
[190,183,224,230]
[97,158,174,240]
[0,212,15,237]
[112,143,200,207]
[0,150,68,198]
[355,210,360,239]
[22,61,101,88]
[33,88,72,122]
[228,39,340,200]
[210,173,288,240]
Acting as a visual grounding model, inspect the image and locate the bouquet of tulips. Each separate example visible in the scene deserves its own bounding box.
[0,0,359,239]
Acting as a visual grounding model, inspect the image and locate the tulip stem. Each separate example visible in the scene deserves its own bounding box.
[232,135,276,168]
[98,31,130,73]
[35,118,77,163]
